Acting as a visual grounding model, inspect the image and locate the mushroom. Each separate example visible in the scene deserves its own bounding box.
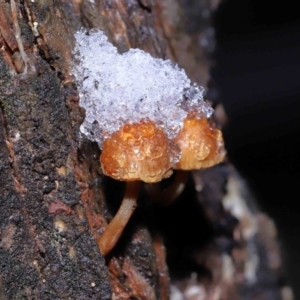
[98,116,225,255]
[173,115,226,170]
[145,115,226,205]
[72,30,226,255]
[97,119,180,255]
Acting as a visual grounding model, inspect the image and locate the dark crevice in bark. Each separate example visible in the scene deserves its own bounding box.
[137,0,152,13]
[19,0,29,23]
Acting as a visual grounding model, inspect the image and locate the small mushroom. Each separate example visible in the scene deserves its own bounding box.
[145,115,226,205]
[97,120,180,255]
[173,115,226,170]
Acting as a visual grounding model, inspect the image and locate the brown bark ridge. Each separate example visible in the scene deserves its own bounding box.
[0,0,291,299]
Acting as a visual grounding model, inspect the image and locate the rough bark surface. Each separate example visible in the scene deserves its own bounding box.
[0,0,291,299]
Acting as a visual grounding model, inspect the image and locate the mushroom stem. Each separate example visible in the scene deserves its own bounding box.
[97,180,141,256]
[145,170,188,206]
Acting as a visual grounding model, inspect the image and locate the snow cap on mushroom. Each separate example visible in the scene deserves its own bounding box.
[72,29,213,148]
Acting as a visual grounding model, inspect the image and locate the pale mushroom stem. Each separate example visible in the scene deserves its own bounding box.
[97,180,141,256]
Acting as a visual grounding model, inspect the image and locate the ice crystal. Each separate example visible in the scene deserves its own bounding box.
[73,29,213,147]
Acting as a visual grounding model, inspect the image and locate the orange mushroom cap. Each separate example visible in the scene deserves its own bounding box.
[173,116,226,170]
[100,120,180,183]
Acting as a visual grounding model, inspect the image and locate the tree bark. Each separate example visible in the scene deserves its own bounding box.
[0,0,290,299]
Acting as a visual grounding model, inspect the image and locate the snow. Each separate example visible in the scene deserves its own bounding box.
[73,29,213,147]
